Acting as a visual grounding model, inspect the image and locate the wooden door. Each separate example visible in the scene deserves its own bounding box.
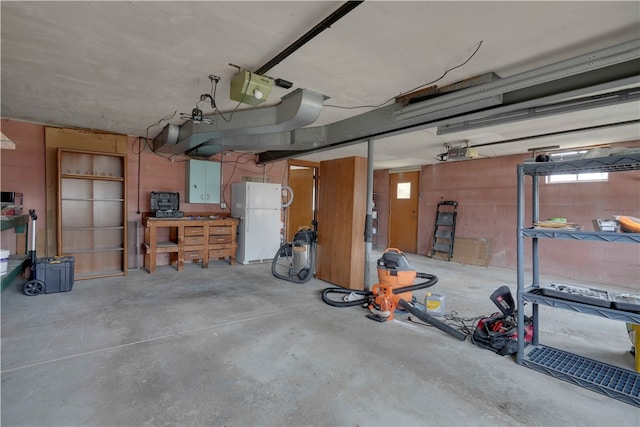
[389,171,419,253]
[286,166,315,242]
[316,156,367,290]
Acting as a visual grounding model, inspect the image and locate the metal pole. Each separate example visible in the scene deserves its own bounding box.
[531,174,540,347]
[364,138,375,290]
[516,165,525,365]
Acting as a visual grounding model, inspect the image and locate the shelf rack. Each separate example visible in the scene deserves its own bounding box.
[516,153,640,407]
[1,214,29,291]
[58,149,128,280]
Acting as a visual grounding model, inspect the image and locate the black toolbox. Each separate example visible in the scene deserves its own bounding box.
[33,256,75,293]
[150,191,183,218]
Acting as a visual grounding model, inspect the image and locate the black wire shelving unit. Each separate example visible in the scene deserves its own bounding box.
[516,153,640,407]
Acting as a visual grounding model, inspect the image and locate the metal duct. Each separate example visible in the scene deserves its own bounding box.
[255,38,640,162]
[153,88,327,155]
[155,39,639,161]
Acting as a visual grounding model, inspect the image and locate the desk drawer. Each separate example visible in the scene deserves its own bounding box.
[209,235,232,244]
[185,226,204,236]
[184,250,204,260]
[209,248,233,259]
[184,235,204,246]
[209,226,231,235]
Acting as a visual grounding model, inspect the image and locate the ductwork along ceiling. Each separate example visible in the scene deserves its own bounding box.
[1,1,639,168]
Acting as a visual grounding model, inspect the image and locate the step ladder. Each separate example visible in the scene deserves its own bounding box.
[431,201,458,261]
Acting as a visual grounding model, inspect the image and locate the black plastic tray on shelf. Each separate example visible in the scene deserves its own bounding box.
[523,345,639,407]
[541,283,612,308]
[611,292,640,313]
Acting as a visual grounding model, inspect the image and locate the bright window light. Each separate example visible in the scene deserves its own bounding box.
[397,182,411,199]
[577,172,608,181]
[545,149,609,183]
[546,172,608,183]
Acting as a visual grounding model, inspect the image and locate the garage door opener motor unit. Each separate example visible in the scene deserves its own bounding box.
[22,210,75,296]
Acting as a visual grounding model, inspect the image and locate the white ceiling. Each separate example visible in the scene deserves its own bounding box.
[2,1,639,169]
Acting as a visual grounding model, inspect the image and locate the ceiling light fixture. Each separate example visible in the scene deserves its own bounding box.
[178,74,222,125]
[180,106,214,125]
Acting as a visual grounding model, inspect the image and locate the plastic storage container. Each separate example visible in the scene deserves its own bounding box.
[0,249,9,274]
[425,293,445,316]
[34,256,75,293]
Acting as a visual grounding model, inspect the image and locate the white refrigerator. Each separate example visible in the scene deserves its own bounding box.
[231,182,283,264]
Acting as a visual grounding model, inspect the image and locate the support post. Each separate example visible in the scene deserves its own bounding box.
[516,165,526,364]
[364,138,375,290]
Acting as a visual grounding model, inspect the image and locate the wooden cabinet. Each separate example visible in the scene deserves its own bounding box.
[209,224,235,259]
[186,159,221,204]
[316,156,367,290]
[143,217,238,273]
[57,149,127,279]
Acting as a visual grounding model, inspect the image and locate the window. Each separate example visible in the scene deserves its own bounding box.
[544,150,608,183]
[397,182,411,199]
[546,172,609,183]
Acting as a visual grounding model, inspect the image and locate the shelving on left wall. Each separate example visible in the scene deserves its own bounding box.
[57,148,128,279]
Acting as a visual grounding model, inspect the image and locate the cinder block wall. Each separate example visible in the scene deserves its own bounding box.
[374,145,639,287]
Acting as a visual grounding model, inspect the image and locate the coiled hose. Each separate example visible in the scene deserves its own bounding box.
[321,272,438,307]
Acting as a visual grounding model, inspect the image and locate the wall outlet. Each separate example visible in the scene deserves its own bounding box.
[220,202,227,209]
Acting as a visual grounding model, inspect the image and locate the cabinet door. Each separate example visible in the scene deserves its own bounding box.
[186,160,208,203]
[186,160,221,204]
[204,161,221,204]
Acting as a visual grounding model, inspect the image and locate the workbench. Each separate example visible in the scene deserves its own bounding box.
[143,216,238,274]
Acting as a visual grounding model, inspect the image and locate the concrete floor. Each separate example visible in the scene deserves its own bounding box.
[2,251,638,426]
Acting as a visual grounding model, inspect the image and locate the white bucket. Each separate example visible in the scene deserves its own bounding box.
[0,249,10,275]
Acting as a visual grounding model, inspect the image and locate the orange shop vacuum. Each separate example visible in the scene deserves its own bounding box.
[321,248,466,341]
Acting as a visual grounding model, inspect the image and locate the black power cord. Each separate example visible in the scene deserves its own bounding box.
[324,40,484,111]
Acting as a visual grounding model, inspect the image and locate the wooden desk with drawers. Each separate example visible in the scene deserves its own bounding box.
[143,216,238,274]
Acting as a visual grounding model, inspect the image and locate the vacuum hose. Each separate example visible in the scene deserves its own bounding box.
[320,272,438,308]
[392,272,438,294]
[321,288,372,307]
